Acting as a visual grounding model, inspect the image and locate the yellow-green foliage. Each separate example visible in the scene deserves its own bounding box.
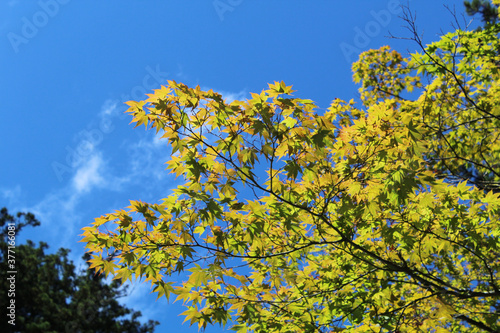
[82,24,500,332]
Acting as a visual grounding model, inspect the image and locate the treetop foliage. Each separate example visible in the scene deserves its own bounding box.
[0,208,158,333]
[82,6,500,333]
[464,0,499,25]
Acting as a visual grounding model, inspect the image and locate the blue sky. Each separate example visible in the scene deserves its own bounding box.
[0,1,479,332]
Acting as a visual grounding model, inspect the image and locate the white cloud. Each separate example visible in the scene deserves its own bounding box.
[100,99,128,121]
[72,153,105,193]
[119,280,173,325]
[101,99,118,117]
[199,86,248,105]
[217,89,248,104]
[25,87,249,244]
[0,185,21,205]
[23,184,84,251]
[126,133,168,182]
[23,151,125,250]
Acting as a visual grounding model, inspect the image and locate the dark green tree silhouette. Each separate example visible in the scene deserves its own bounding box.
[0,207,159,333]
[464,0,499,25]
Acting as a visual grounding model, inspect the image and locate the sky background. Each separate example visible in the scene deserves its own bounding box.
[0,1,481,332]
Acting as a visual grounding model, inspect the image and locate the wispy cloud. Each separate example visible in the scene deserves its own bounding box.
[27,186,81,247]
[126,133,170,182]
[0,185,22,205]
[199,87,248,105]
[26,86,248,241]
[216,89,248,104]
[120,281,166,317]
[72,153,105,193]
[101,99,118,117]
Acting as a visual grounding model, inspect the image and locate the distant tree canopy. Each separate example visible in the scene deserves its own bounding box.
[0,207,159,333]
[82,5,500,333]
[464,0,499,25]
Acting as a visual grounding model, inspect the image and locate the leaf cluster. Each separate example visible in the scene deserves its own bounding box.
[82,21,500,333]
